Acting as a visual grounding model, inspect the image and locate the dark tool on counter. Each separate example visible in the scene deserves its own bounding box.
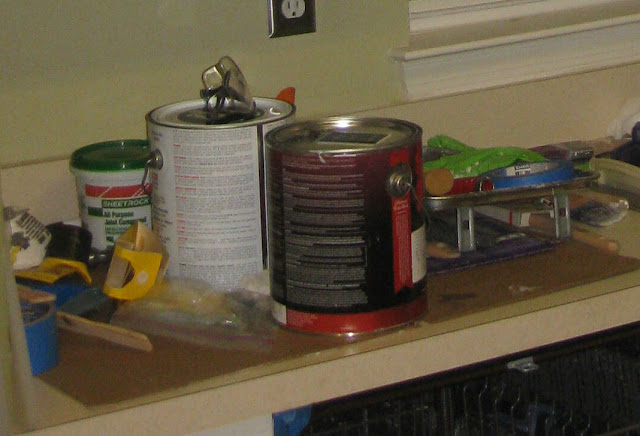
[565,190,629,227]
[200,56,256,123]
[530,140,594,163]
[608,121,640,165]
[46,221,112,269]
[46,222,92,264]
[88,249,112,267]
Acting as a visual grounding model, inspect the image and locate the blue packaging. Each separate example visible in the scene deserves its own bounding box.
[22,301,59,375]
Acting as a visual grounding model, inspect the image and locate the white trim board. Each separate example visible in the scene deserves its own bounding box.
[392,0,640,101]
[408,0,632,32]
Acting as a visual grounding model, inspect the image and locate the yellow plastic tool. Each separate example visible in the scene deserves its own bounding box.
[103,245,163,301]
[14,257,92,284]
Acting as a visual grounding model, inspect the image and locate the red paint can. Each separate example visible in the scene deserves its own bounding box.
[265,117,428,334]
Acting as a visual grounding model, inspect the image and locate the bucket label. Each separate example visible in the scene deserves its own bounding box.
[81,183,151,249]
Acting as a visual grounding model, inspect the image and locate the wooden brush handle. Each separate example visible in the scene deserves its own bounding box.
[528,214,619,253]
[17,286,56,304]
[424,168,454,196]
[56,312,153,352]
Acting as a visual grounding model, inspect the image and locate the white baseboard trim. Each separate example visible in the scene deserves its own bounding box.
[392,0,640,101]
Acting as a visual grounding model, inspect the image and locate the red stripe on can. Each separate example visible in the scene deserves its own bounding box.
[389,149,412,293]
[85,184,150,198]
[278,293,427,334]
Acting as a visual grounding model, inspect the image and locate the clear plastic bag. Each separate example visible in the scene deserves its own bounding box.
[110,276,276,352]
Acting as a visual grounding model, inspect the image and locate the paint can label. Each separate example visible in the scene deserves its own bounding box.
[147,98,295,288]
[267,141,427,312]
[149,124,265,288]
[265,117,428,333]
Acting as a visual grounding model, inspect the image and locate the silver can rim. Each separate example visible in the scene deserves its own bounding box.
[146,97,295,129]
[265,116,423,154]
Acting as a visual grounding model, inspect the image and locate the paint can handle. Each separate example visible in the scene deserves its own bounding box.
[388,162,431,231]
[200,56,256,122]
[141,150,163,196]
[386,163,413,198]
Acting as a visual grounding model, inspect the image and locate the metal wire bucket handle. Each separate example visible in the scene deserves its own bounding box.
[141,149,163,196]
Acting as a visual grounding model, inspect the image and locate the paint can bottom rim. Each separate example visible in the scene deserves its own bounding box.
[271,293,428,335]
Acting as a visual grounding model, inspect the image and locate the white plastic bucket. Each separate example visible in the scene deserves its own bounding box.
[70,140,152,252]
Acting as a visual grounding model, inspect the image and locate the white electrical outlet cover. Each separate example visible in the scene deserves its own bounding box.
[281,1,306,19]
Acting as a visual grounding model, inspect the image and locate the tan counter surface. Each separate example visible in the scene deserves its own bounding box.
[21,211,640,435]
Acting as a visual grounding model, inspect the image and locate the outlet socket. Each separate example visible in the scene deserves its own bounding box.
[268,0,316,38]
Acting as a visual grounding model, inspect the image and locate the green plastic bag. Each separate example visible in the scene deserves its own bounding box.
[424,135,547,178]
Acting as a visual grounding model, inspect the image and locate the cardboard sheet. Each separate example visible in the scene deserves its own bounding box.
[425,239,640,322]
[39,240,640,406]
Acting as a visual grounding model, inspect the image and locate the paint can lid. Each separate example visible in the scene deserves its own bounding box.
[70,140,150,172]
[265,117,422,154]
[146,98,294,129]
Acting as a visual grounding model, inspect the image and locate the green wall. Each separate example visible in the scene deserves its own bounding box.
[0,0,408,165]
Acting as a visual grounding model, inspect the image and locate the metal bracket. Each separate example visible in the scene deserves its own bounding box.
[456,206,476,252]
[507,356,539,373]
[552,191,571,239]
[454,190,571,252]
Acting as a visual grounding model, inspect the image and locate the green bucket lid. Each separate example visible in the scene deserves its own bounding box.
[70,139,150,172]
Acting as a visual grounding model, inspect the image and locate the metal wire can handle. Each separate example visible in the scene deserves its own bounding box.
[386,163,413,198]
[387,162,430,230]
[141,150,163,196]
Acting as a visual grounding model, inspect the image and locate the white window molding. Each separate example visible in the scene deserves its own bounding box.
[390,0,640,101]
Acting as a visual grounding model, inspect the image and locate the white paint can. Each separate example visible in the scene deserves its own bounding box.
[70,140,152,252]
[146,98,295,288]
